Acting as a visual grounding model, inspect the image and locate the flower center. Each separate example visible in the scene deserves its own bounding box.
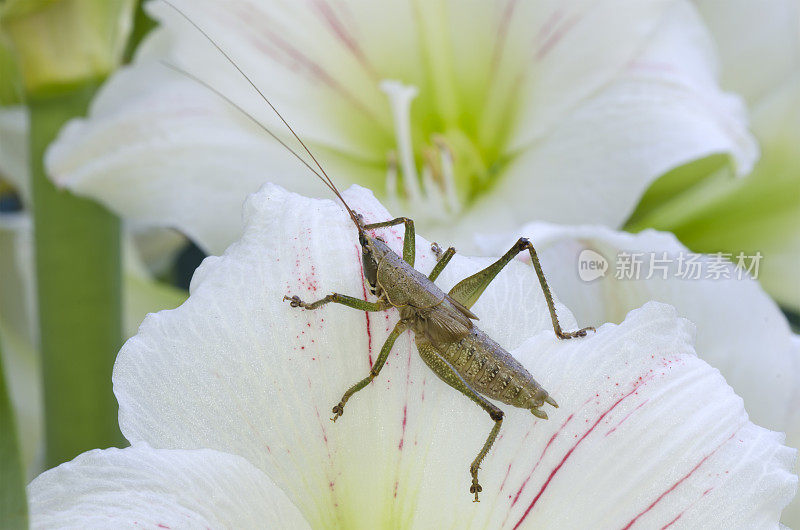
[380,79,498,225]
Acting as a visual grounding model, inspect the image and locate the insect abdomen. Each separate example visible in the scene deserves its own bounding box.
[427,327,551,411]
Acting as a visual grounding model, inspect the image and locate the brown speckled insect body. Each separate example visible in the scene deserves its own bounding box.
[286,211,594,501]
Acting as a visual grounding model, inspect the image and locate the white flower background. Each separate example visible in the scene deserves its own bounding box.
[0,0,798,527]
[26,186,798,527]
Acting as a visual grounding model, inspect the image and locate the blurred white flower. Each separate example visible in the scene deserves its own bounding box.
[27,186,797,527]
[628,0,800,310]
[45,0,755,254]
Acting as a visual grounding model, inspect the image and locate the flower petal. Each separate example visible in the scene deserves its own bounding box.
[677,75,800,311]
[694,0,800,104]
[627,74,800,312]
[115,185,796,526]
[476,224,800,446]
[506,0,673,143]
[425,302,796,528]
[27,443,309,528]
[465,1,756,235]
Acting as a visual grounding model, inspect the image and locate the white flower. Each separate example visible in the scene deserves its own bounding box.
[45,0,755,254]
[27,186,797,527]
[628,0,800,310]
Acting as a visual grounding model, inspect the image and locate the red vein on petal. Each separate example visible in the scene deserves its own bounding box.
[489,0,520,72]
[227,3,383,124]
[354,245,374,366]
[398,350,413,451]
[511,413,575,507]
[605,399,649,437]
[311,0,376,78]
[622,431,738,529]
[535,13,580,60]
[500,462,513,492]
[512,377,651,529]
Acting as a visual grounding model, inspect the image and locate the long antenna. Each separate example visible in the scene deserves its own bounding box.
[160,61,336,197]
[159,0,363,230]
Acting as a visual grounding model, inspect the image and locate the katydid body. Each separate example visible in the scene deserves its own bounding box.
[285,216,594,501]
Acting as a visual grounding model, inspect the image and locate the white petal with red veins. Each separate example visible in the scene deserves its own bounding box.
[113,185,796,527]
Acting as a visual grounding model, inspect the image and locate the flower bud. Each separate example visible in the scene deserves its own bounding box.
[0,0,135,96]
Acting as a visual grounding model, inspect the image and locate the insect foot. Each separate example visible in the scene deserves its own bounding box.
[556,326,596,340]
[331,402,345,422]
[469,466,483,502]
[283,295,304,308]
[431,242,443,260]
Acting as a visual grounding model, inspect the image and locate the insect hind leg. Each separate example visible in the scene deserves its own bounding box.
[447,237,594,339]
[471,414,502,502]
[416,340,504,502]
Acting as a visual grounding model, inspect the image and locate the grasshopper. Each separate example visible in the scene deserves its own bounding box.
[283,188,594,502]
[163,0,595,502]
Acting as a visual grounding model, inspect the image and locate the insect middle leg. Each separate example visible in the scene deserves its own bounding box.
[416,341,503,502]
[330,320,406,421]
[448,237,594,339]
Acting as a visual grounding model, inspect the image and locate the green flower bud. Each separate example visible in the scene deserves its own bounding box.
[0,0,135,97]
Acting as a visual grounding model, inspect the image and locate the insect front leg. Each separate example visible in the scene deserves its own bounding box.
[416,342,503,502]
[331,320,406,421]
[283,293,388,312]
[363,217,415,266]
[448,237,594,339]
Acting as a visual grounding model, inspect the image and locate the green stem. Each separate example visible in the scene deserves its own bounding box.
[29,82,124,468]
[0,333,28,530]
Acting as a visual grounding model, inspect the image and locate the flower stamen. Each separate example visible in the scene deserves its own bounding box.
[434,136,460,215]
[380,80,421,203]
